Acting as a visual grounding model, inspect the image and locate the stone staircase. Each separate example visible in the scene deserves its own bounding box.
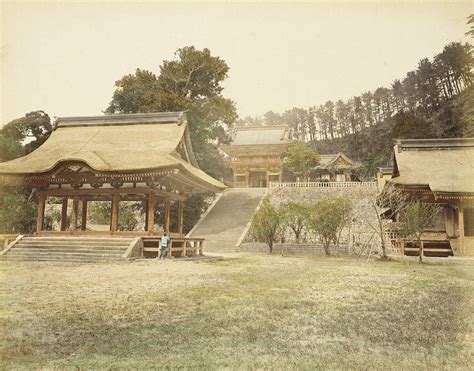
[188,188,266,252]
[0,237,135,263]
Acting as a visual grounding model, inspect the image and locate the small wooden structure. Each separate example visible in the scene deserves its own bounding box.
[387,138,474,256]
[311,153,361,182]
[0,112,226,250]
[221,125,292,187]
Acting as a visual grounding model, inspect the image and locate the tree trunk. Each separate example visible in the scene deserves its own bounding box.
[418,239,424,264]
[269,241,273,254]
[323,241,330,256]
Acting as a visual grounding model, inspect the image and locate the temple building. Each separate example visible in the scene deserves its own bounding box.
[311,153,360,182]
[0,112,226,238]
[387,138,474,256]
[221,125,292,187]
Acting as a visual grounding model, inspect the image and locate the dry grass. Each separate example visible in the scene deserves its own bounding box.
[1,254,473,369]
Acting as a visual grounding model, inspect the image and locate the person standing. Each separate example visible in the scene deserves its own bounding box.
[158,232,170,260]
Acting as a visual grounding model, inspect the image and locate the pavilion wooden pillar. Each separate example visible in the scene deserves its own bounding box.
[36,193,46,232]
[459,207,465,255]
[81,200,88,231]
[164,199,170,234]
[178,200,184,236]
[146,192,155,232]
[70,196,79,231]
[60,197,68,231]
[110,193,120,232]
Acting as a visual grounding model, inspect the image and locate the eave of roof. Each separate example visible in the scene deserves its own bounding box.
[0,112,226,193]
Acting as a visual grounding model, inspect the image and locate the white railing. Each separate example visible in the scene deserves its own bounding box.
[269,181,377,189]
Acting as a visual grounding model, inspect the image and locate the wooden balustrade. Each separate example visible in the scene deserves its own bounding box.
[142,237,204,258]
[269,181,377,189]
[0,234,19,250]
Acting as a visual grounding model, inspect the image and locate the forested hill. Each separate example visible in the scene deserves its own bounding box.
[236,41,473,169]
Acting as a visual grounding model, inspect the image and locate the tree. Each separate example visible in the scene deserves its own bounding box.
[0,186,37,234]
[284,141,319,181]
[307,197,353,256]
[279,202,309,243]
[0,110,52,161]
[250,197,282,254]
[106,46,237,230]
[399,202,443,264]
[0,111,53,234]
[367,184,410,260]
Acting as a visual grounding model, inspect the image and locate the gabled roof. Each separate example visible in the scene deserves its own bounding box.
[0,112,225,192]
[316,153,358,169]
[388,138,474,194]
[230,125,292,145]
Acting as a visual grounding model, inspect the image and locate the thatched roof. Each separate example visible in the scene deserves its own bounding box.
[231,125,291,145]
[0,112,226,192]
[388,138,474,194]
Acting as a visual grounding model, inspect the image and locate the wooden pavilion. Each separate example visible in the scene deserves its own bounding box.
[0,112,226,239]
[221,125,292,187]
[387,138,474,256]
[311,153,360,182]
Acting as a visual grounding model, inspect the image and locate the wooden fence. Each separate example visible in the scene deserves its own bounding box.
[269,181,377,189]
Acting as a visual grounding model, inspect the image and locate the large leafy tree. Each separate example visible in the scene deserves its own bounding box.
[0,110,52,162]
[0,111,53,233]
[284,141,319,181]
[106,47,237,232]
[106,46,237,171]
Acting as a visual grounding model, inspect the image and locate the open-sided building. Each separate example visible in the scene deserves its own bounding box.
[388,138,474,256]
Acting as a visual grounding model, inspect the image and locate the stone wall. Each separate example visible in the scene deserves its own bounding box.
[243,186,382,256]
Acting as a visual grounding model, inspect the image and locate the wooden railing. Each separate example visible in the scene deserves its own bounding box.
[142,237,204,258]
[0,234,19,250]
[269,181,377,189]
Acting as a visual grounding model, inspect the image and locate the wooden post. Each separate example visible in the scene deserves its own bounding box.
[36,193,46,232]
[60,197,68,231]
[164,199,170,234]
[110,193,119,232]
[144,200,149,231]
[146,192,155,233]
[81,200,88,231]
[245,171,250,188]
[178,201,184,236]
[459,207,465,255]
[70,196,79,231]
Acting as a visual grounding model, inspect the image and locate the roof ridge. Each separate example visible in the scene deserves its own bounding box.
[55,112,186,128]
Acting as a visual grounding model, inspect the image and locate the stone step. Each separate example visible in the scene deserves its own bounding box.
[6,250,125,258]
[9,247,125,254]
[15,241,130,249]
[19,239,132,245]
[0,255,125,263]
[189,188,266,250]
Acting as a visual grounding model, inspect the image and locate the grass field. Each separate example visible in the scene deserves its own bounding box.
[1,253,473,369]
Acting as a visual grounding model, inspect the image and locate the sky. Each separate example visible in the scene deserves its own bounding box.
[1,1,472,125]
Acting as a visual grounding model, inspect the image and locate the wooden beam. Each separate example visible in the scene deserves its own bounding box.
[43,187,186,201]
[146,192,155,232]
[110,193,119,232]
[36,193,46,232]
[81,200,88,231]
[70,196,79,231]
[164,199,170,234]
[60,197,68,231]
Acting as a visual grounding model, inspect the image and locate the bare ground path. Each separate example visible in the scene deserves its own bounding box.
[1,254,473,369]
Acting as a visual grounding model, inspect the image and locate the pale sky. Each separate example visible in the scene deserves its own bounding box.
[1,1,472,125]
